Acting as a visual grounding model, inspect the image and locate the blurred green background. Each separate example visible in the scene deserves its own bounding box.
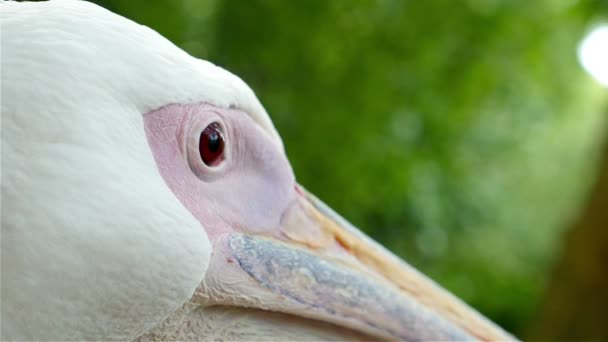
[94,0,607,339]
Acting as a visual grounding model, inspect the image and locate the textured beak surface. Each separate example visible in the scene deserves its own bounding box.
[215,186,515,341]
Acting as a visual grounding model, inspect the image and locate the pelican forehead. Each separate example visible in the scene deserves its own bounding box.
[1,0,282,149]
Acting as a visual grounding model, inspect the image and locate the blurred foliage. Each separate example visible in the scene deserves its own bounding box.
[95,0,608,336]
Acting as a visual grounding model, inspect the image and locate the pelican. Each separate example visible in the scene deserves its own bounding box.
[1,1,514,340]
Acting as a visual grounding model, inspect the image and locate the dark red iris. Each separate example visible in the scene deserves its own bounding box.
[199,122,225,166]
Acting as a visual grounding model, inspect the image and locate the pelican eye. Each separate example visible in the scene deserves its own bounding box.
[199,122,225,166]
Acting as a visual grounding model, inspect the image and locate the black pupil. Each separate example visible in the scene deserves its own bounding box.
[199,122,224,166]
[207,131,220,152]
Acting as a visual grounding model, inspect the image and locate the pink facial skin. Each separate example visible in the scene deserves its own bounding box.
[143,103,296,241]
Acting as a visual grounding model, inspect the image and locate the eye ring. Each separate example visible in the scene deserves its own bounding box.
[184,113,230,182]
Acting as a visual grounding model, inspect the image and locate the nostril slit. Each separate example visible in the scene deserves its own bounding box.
[294,184,305,196]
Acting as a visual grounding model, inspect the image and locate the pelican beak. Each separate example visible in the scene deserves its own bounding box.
[202,185,515,341]
[277,186,514,341]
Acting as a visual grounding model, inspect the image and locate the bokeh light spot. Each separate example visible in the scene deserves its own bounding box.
[578,24,608,87]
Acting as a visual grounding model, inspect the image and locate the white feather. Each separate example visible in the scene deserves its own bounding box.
[0,0,279,339]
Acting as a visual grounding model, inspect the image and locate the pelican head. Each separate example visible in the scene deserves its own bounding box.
[1,1,513,340]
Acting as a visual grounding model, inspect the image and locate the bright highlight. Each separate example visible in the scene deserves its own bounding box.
[578,25,608,87]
